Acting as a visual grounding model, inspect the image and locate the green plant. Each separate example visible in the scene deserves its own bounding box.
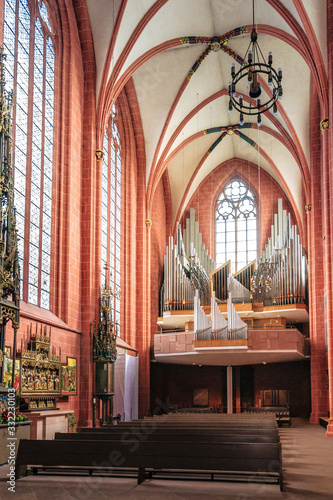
[68,412,77,433]
[0,408,29,424]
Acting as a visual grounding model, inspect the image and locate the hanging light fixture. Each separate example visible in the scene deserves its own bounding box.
[250,258,273,303]
[228,0,283,126]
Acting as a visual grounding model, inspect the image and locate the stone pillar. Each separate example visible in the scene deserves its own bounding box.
[308,79,328,424]
[326,0,333,436]
[227,365,233,414]
[235,366,241,413]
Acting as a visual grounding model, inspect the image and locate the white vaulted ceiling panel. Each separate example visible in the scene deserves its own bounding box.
[132,46,204,181]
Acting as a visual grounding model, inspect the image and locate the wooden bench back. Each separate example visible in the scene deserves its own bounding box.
[80,426,278,436]
[54,431,280,443]
[16,438,281,478]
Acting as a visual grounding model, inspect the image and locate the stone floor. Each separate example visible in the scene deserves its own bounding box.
[0,419,332,499]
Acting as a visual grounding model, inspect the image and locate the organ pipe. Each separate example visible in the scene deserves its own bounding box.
[227,273,252,303]
[210,261,231,302]
[227,293,248,340]
[161,209,214,312]
[253,199,307,306]
[194,291,247,341]
[211,291,228,340]
[194,290,212,340]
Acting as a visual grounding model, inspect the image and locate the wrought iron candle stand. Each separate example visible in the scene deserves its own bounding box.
[92,264,119,426]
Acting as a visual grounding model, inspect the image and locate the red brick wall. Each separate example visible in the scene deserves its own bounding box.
[50,0,86,331]
[325,0,333,435]
[0,0,90,425]
[253,361,311,418]
[150,363,224,412]
[150,178,168,340]
[119,79,152,417]
[308,77,328,423]
[4,310,81,416]
[72,0,97,427]
[150,361,310,418]
[180,159,296,260]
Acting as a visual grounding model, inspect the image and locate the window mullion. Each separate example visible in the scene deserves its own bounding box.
[22,8,36,302]
[235,209,238,272]
[107,130,111,269]
[113,139,118,324]
[216,180,257,272]
[12,0,20,173]
[37,32,47,307]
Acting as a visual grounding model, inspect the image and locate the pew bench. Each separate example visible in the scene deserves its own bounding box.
[15,438,283,490]
[80,422,279,436]
[55,431,280,443]
[245,407,291,427]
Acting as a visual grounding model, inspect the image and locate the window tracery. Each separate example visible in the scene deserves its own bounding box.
[3,0,54,309]
[216,180,257,272]
[101,109,121,335]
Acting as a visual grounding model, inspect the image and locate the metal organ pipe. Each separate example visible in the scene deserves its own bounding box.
[227,293,248,340]
[163,235,196,312]
[194,290,211,340]
[227,274,252,303]
[254,198,307,306]
[211,291,228,340]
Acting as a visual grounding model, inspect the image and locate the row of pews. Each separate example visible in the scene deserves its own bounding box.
[15,413,283,490]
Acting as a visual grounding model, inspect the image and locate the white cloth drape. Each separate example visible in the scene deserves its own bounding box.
[125,354,138,421]
[113,353,138,421]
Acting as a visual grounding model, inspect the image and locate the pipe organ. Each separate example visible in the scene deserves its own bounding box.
[234,261,256,295]
[227,293,248,340]
[194,290,212,340]
[211,291,227,340]
[160,199,307,315]
[194,290,247,341]
[163,236,195,311]
[161,209,214,312]
[252,199,307,306]
[227,274,252,303]
[210,261,230,302]
[183,208,215,277]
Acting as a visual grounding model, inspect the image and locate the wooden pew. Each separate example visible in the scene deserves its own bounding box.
[54,431,280,443]
[80,421,279,436]
[15,438,283,490]
[245,407,291,427]
[120,415,278,426]
[80,427,279,437]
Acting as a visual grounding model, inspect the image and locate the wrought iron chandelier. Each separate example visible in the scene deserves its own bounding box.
[250,259,272,302]
[228,0,283,126]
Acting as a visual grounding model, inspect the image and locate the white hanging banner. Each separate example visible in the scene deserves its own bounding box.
[125,354,139,421]
[113,352,125,420]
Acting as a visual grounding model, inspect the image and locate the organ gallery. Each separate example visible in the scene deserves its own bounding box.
[0,0,333,496]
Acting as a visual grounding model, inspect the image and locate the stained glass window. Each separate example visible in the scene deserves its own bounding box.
[216,180,257,272]
[3,0,54,309]
[101,109,121,335]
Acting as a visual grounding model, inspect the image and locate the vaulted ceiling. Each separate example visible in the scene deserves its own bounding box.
[86,0,327,233]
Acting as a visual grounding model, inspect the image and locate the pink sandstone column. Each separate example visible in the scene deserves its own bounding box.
[309,80,328,424]
[326,0,333,436]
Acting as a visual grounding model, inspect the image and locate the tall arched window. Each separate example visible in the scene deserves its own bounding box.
[216,180,257,272]
[101,109,121,334]
[3,0,54,309]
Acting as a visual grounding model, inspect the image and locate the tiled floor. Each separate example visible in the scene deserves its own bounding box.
[0,420,332,499]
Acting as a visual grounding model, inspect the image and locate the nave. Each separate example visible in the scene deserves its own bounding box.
[1,419,332,500]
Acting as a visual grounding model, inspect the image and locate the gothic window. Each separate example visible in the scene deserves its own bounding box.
[101,109,121,335]
[216,180,257,272]
[3,0,54,309]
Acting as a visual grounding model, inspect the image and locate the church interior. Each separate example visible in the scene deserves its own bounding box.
[1,0,333,497]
